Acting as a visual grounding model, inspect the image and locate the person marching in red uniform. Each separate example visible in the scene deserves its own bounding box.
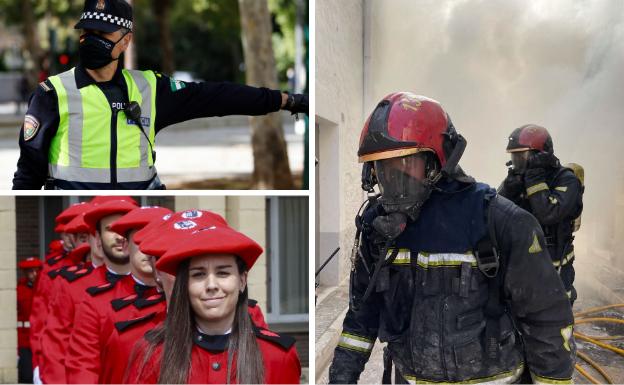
[30,201,92,383]
[66,206,172,383]
[40,198,138,384]
[125,215,301,384]
[17,257,42,384]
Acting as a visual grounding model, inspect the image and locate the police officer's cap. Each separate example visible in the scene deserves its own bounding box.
[74,0,133,33]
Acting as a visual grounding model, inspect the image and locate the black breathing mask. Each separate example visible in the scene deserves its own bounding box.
[78,31,128,70]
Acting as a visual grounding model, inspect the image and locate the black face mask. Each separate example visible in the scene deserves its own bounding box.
[78,32,126,70]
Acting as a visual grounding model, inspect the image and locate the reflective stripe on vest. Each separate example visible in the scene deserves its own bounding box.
[47,68,157,184]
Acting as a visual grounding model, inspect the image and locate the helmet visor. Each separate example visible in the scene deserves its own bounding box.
[510,151,529,173]
[374,153,427,201]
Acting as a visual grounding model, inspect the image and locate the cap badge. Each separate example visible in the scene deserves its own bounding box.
[96,0,106,11]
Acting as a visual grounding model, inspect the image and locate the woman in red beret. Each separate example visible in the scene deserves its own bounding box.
[124,221,301,384]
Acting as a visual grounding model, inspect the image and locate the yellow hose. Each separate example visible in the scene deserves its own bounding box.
[575,363,602,384]
[574,332,624,357]
[575,304,624,318]
[575,317,624,326]
[577,350,614,384]
[572,304,624,383]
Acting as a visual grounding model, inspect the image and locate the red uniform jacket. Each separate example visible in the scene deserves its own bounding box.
[66,276,161,384]
[40,264,128,384]
[124,326,301,384]
[99,300,269,384]
[30,249,77,368]
[17,278,35,349]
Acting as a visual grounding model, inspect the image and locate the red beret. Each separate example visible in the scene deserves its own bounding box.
[55,202,92,225]
[54,223,66,233]
[133,212,174,245]
[18,257,43,269]
[138,209,227,258]
[64,213,92,234]
[67,243,91,265]
[110,206,173,237]
[155,223,263,275]
[48,239,64,253]
[83,200,139,231]
[89,196,138,206]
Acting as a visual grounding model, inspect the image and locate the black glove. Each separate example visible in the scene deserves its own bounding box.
[501,168,524,199]
[528,151,555,169]
[524,167,546,184]
[283,93,308,115]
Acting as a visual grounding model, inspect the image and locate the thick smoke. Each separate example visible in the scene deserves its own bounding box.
[368,0,624,257]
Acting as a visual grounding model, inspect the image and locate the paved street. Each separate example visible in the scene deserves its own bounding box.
[0,112,304,189]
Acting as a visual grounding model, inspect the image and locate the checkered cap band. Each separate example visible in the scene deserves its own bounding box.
[80,12,133,30]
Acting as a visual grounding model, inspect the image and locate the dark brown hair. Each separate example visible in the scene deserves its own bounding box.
[138,257,264,384]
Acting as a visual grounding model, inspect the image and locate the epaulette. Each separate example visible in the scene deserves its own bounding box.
[86,281,116,296]
[115,312,157,333]
[47,266,66,279]
[134,293,166,309]
[39,80,53,92]
[111,294,139,311]
[59,263,94,283]
[253,326,296,350]
[248,298,258,307]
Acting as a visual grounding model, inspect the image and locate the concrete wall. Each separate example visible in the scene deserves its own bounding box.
[316,0,366,286]
[174,196,267,314]
[0,197,17,383]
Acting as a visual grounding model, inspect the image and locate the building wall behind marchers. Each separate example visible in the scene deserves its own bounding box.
[316,0,365,286]
[0,197,17,383]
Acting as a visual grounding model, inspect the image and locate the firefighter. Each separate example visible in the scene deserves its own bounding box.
[498,124,583,305]
[17,257,42,384]
[328,93,575,384]
[125,214,301,383]
[13,0,308,190]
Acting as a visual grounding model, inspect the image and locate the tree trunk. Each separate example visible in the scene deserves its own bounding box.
[238,0,294,189]
[153,0,175,75]
[22,0,41,89]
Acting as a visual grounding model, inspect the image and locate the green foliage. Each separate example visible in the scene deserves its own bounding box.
[0,0,305,85]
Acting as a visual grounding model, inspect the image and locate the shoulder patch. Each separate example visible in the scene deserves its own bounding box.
[169,78,187,92]
[23,115,41,141]
[254,326,296,350]
[39,81,52,92]
[115,312,157,333]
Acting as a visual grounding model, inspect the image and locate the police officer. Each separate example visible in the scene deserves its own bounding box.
[498,124,583,304]
[328,93,575,384]
[13,0,308,190]
[17,257,42,384]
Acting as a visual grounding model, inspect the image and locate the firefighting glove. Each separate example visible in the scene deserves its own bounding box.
[283,92,309,115]
[501,168,524,199]
[528,151,555,169]
[524,167,547,186]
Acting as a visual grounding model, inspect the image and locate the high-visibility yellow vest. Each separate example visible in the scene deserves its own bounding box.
[47,68,157,184]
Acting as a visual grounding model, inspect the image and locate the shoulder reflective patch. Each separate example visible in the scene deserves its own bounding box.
[526,182,549,196]
[169,78,187,92]
[23,115,41,141]
[528,233,543,254]
[554,186,568,192]
[39,81,52,92]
